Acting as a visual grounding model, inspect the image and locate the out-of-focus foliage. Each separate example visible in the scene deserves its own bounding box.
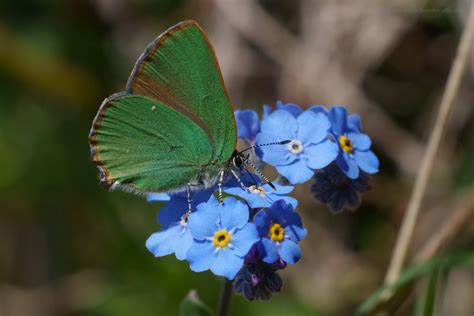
[0,0,472,315]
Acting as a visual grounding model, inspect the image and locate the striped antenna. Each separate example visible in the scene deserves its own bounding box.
[239,140,291,154]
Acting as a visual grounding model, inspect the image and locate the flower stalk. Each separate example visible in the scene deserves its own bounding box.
[216,279,234,316]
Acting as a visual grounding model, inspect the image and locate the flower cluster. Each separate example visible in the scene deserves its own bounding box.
[146,101,379,300]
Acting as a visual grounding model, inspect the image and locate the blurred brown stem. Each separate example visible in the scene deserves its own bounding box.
[415,194,474,263]
[384,2,474,287]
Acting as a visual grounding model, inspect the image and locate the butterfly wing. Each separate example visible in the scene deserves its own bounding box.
[126,20,236,164]
[89,93,214,193]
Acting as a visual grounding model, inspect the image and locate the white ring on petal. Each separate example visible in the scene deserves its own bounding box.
[288,140,304,154]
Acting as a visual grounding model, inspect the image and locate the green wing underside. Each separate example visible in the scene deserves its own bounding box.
[91,95,214,192]
[127,20,236,164]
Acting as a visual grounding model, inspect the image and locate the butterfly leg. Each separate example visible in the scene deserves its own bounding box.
[242,154,276,190]
[186,183,192,214]
[230,168,250,192]
[217,170,225,203]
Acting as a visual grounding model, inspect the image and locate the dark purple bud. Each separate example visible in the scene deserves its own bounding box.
[244,244,260,264]
[272,258,287,270]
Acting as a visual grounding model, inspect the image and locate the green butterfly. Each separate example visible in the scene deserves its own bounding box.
[89,20,238,194]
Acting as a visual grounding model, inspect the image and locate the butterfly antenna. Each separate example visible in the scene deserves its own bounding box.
[240,140,291,154]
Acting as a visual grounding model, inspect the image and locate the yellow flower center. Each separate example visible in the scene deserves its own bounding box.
[338,135,353,153]
[213,229,231,248]
[269,223,284,242]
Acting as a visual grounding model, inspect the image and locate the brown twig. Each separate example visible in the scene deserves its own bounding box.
[415,194,474,263]
[384,2,474,286]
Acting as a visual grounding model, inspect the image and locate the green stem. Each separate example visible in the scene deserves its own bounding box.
[216,279,233,316]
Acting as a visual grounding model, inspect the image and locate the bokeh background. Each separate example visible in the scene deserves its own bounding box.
[0,0,473,315]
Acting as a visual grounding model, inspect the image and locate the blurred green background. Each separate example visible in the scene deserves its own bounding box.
[0,0,473,315]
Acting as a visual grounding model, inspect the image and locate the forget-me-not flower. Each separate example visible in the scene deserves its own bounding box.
[256,109,338,183]
[145,188,213,260]
[254,200,307,264]
[328,106,379,179]
[186,197,259,280]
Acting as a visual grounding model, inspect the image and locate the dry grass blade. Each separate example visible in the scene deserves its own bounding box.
[384,1,474,288]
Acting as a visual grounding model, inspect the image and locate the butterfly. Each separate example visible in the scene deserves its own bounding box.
[89,20,250,195]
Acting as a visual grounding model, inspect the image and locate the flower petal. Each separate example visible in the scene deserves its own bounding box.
[348,132,371,151]
[211,248,244,280]
[348,114,362,132]
[186,240,214,272]
[259,238,280,264]
[157,198,187,226]
[296,111,331,144]
[276,159,314,184]
[279,240,301,264]
[274,195,298,209]
[308,105,328,114]
[260,110,297,140]
[188,204,219,240]
[146,225,182,258]
[267,200,294,224]
[304,140,339,169]
[328,106,348,135]
[262,104,272,119]
[354,150,379,174]
[231,223,259,256]
[147,192,170,202]
[336,152,359,179]
[174,229,193,260]
[256,132,296,166]
[219,198,249,230]
[272,183,294,194]
[276,101,303,117]
[253,210,270,236]
[235,109,260,141]
[284,221,307,242]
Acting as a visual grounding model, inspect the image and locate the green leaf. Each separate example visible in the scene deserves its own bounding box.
[179,290,214,316]
[355,251,474,315]
[413,268,441,316]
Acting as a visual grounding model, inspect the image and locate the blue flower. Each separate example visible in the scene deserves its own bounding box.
[311,162,370,213]
[308,104,328,115]
[233,262,283,301]
[256,109,339,184]
[224,173,297,209]
[262,104,272,120]
[275,100,303,117]
[254,200,307,264]
[146,192,170,202]
[186,197,259,280]
[235,109,260,143]
[145,188,214,260]
[328,106,379,179]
